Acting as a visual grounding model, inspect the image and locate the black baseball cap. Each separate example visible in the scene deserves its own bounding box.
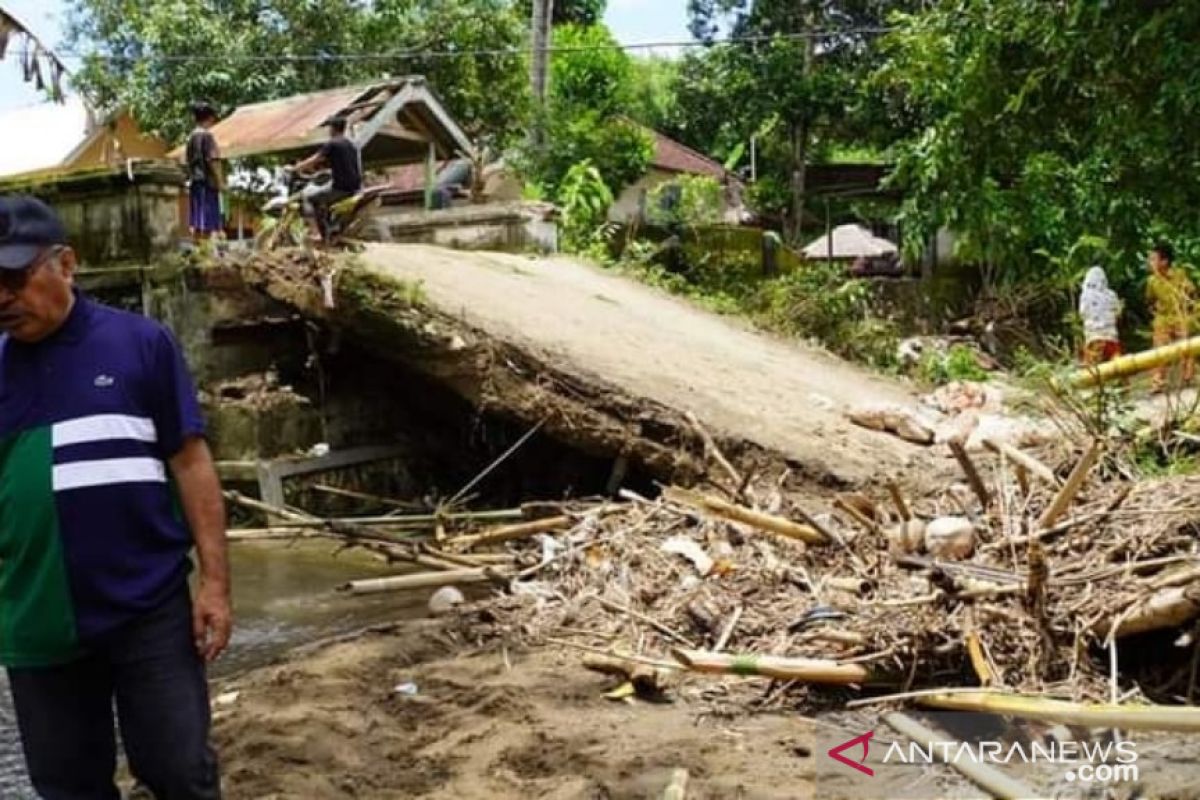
[0,196,67,270]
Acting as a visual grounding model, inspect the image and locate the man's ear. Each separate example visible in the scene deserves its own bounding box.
[58,247,78,283]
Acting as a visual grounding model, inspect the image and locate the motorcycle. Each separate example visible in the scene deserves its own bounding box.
[256,167,385,251]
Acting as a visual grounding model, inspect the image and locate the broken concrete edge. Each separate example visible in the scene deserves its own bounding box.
[227,249,835,488]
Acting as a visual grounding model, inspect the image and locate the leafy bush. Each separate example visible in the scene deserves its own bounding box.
[646,175,723,229]
[917,344,991,386]
[556,161,615,254]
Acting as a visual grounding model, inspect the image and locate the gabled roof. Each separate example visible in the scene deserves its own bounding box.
[173,77,473,166]
[648,128,731,181]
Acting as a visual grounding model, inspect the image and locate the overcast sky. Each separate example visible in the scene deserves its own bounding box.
[0,0,691,112]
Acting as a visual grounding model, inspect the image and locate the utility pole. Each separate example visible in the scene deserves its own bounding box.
[529,0,555,145]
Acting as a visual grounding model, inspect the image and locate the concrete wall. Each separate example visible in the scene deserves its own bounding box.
[372,201,558,253]
[0,164,185,266]
[609,169,678,224]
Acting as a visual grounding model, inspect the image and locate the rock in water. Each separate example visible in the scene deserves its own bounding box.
[924,517,975,559]
[428,586,466,616]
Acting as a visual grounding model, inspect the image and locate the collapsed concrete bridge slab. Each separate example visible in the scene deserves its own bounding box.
[240,243,925,487]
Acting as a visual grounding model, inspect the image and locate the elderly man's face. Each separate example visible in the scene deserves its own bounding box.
[0,246,77,343]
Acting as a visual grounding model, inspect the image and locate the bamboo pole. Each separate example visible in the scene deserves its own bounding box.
[686,411,742,490]
[339,568,498,595]
[981,438,1060,487]
[444,516,571,551]
[826,576,873,596]
[833,497,883,537]
[948,440,991,509]
[663,487,828,545]
[1036,441,1100,530]
[226,528,328,541]
[966,631,995,687]
[917,690,1200,732]
[311,483,425,510]
[886,480,913,521]
[884,712,1038,800]
[226,492,523,528]
[1069,335,1200,388]
[671,649,876,684]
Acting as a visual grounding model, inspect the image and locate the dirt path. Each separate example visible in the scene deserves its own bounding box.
[215,623,817,799]
[360,244,921,485]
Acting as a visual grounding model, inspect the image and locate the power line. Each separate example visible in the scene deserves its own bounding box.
[8,27,898,64]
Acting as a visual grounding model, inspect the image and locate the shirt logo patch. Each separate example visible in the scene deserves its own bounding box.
[93,374,115,388]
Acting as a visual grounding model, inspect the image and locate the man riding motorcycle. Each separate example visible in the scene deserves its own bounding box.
[290,115,363,241]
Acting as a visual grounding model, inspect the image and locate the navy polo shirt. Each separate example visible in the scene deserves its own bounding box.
[0,292,206,666]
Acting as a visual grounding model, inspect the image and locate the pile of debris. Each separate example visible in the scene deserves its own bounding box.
[224,435,1200,718]
[424,442,1200,714]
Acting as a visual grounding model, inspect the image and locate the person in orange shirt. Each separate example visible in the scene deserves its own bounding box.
[1145,242,1196,391]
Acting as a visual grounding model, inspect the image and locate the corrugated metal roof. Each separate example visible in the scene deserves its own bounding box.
[212,85,371,159]
[169,78,472,163]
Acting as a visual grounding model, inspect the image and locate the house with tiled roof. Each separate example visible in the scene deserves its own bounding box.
[608,122,747,225]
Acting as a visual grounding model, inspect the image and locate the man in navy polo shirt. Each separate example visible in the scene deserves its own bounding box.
[0,195,230,798]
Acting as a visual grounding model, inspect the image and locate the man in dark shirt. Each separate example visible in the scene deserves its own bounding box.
[0,195,230,798]
[292,116,362,240]
[185,102,223,243]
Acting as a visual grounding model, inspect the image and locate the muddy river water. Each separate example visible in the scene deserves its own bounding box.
[0,540,421,797]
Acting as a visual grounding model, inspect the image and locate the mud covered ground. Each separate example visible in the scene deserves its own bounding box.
[214,622,817,799]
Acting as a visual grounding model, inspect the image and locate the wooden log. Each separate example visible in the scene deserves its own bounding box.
[918,690,1200,732]
[981,438,1060,487]
[582,655,673,694]
[339,568,498,595]
[1094,582,1200,638]
[948,440,991,509]
[444,515,571,551]
[884,712,1037,800]
[671,649,876,684]
[1036,441,1101,530]
[1069,335,1200,388]
[663,487,828,546]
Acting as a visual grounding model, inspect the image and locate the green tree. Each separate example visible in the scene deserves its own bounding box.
[517,0,607,26]
[365,0,530,146]
[683,0,916,240]
[625,56,680,133]
[876,1,1200,289]
[66,0,529,145]
[523,23,653,195]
